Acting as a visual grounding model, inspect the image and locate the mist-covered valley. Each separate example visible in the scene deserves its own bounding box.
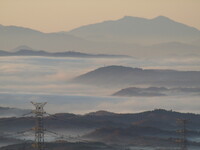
[0,56,200,114]
[1,55,200,149]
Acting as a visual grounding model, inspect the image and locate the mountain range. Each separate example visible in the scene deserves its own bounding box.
[0,49,129,58]
[1,16,200,57]
[1,108,200,148]
[71,65,200,87]
[1,108,200,133]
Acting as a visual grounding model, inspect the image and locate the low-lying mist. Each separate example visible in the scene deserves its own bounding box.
[0,56,200,114]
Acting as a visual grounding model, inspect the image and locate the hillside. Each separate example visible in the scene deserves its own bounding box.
[71,65,200,87]
[112,87,200,97]
[1,109,200,132]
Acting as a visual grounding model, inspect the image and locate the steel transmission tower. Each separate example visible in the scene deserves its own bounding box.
[177,119,188,150]
[31,102,47,150]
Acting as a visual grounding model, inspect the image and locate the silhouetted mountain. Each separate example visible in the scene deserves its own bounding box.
[69,16,200,44]
[0,24,92,52]
[1,16,200,58]
[113,87,167,97]
[86,110,116,116]
[112,87,200,97]
[14,49,48,56]
[71,65,200,87]
[1,109,200,132]
[0,49,129,58]
[12,45,33,51]
[2,109,200,148]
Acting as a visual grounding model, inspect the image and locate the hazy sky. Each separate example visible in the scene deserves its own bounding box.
[0,0,200,32]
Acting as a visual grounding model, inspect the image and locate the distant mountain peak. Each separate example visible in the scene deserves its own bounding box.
[12,45,34,51]
[153,15,171,20]
[118,15,174,23]
[151,16,176,23]
[68,15,200,46]
[86,110,116,116]
[120,16,147,21]
[97,65,142,71]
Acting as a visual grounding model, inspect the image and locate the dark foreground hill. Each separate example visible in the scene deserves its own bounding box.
[1,109,200,132]
[1,109,200,149]
[71,65,200,87]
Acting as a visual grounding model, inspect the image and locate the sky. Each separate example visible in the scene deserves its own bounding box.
[0,0,200,33]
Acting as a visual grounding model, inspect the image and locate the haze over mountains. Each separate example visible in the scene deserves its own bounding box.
[1,16,200,57]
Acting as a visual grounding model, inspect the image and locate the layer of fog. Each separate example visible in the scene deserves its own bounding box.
[0,56,200,114]
[0,92,200,114]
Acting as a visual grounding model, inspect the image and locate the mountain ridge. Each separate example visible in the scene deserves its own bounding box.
[1,108,200,134]
[1,16,200,57]
[112,87,200,97]
[71,65,200,87]
[68,16,200,44]
[0,49,129,58]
